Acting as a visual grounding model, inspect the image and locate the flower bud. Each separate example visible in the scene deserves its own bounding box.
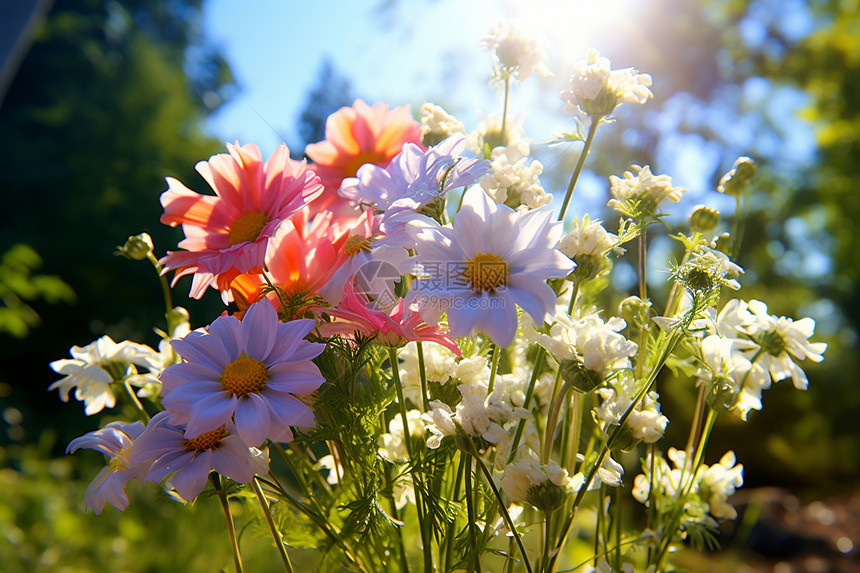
[526,480,567,513]
[567,254,602,283]
[559,358,602,393]
[606,422,639,453]
[117,233,154,260]
[690,205,719,232]
[619,296,652,331]
[713,233,733,254]
[718,157,757,197]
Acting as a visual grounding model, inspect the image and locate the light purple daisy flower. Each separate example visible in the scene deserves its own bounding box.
[130,411,269,502]
[160,297,325,446]
[406,186,574,348]
[339,135,491,243]
[66,421,148,514]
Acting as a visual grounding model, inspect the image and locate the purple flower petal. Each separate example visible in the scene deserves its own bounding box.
[233,393,271,447]
[184,392,236,438]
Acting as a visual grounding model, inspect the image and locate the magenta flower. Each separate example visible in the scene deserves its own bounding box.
[130,411,269,502]
[318,281,462,355]
[66,421,148,514]
[160,297,325,446]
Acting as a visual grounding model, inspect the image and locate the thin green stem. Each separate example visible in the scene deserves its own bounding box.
[253,477,294,573]
[638,229,648,302]
[122,380,150,423]
[146,252,173,327]
[464,455,481,573]
[652,408,718,569]
[259,474,371,573]
[500,75,510,142]
[558,119,600,222]
[473,453,534,573]
[416,341,430,412]
[507,346,546,464]
[210,473,244,573]
[444,453,466,572]
[731,194,745,260]
[388,347,432,573]
[549,303,701,573]
[487,343,501,394]
[542,378,573,465]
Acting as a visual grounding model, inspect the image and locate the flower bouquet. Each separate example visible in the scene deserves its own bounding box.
[52,23,826,573]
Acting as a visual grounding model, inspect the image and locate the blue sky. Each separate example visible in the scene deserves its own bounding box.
[199,0,816,225]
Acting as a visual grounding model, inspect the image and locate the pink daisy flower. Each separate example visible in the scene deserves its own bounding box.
[318,281,462,356]
[305,99,423,208]
[159,142,323,299]
[130,411,269,503]
[160,297,325,446]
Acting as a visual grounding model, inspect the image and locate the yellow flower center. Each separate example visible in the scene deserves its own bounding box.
[184,426,226,452]
[228,211,269,246]
[220,356,268,397]
[345,234,373,256]
[464,252,509,293]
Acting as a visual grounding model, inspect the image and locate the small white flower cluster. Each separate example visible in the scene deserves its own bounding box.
[561,49,652,119]
[481,21,550,83]
[50,335,172,415]
[632,448,743,523]
[422,380,530,450]
[556,215,618,260]
[378,409,425,463]
[398,341,489,404]
[419,103,466,147]
[676,244,744,293]
[536,313,638,379]
[693,298,827,419]
[595,374,669,444]
[609,165,686,220]
[480,145,551,210]
[466,114,530,159]
[501,448,570,510]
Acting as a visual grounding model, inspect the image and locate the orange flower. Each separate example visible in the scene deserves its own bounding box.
[229,208,350,318]
[159,143,322,299]
[305,99,423,208]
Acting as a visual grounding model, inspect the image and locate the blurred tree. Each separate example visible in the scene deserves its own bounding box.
[571,0,860,487]
[0,0,232,446]
[298,57,354,148]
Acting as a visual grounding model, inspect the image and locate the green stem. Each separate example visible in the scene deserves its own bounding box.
[253,477,294,573]
[473,453,534,573]
[638,229,648,302]
[122,380,150,423]
[487,343,501,394]
[210,473,244,573]
[548,304,700,573]
[542,378,573,465]
[444,453,467,572]
[500,75,510,142]
[388,347,432,573]
[259,475,371,573]
[464,455,481,573]
[558,119,600,222]
[146,252,173,329]
[731,194,745,261]
[507,347,546,464]
[652,409,718,569]
[416,341,430,412]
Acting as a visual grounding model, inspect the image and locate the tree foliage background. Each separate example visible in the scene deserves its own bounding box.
[1,0,859,570]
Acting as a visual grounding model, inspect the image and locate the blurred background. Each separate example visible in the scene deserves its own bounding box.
[1,0,858,571]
